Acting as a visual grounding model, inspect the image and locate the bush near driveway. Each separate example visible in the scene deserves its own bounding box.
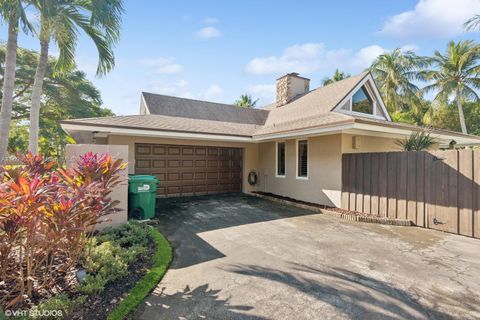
[0,152,126,309]
[108,227,172,320]
[80,222,148,295]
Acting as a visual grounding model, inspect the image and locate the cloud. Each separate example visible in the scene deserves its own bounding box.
[245,43,388,76]
[202,84,223,100]
[246,84,276,103]
[138,57,183,74]
[147,80,193,98]
[380,0,480,38]
[205,17,219,24]
[196,26,222,39]
[146,81,222,101]
[349,45,387,70]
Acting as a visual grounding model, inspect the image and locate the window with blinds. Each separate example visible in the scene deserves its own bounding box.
[297,140,308,178]
[277,142,285,176]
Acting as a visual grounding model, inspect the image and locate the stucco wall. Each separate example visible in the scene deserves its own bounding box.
[341,133,401,153]
[258,134,343,207]
[65,144,129,229]
[97,133,403,208]
[106,135,260,193]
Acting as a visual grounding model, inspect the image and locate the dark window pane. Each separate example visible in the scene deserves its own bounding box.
[298,140,308,177]
[277,142,285,176]
[352,87,373,114]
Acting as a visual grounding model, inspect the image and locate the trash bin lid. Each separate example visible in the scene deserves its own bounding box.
[128,174,159,182]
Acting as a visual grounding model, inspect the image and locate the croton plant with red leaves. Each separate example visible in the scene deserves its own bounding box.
[0,152,126,309]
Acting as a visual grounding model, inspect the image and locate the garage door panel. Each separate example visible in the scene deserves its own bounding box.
[167,173,180,181]
[182,172,194,180]
[152,160,165,168]
[207,172,219,180]
[136,160,151,169]
[195,160,206,167]
[182,160,194,167]
[208,148,219,156]
[195,147,207,155]
[135,143,243,197]
[136,145,151,155]
[152,146,166,155]
[208,160,219,167]
[182,147,194,155]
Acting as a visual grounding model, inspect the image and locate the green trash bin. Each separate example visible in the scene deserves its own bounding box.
[128,175,159,220]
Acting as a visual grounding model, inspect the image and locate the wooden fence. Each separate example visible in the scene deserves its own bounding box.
[341,150,480,239]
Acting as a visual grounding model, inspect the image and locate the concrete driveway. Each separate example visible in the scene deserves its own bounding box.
[136,194,480,320]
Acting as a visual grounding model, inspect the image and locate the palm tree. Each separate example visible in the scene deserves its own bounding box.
[421,40,480,134]
[234,94,258,108]
[396,130,437,151]
[465,14,480,31]
[370,49,427,113]
[0,0,32,161]
[322,69,350,86]
[28,0,123,154]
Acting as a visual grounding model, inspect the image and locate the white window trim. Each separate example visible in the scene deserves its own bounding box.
[296,139,309,180]
[332,74,391,121]
[275,141,286,178]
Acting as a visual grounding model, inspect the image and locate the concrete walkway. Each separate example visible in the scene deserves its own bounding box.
[136,194,480,320]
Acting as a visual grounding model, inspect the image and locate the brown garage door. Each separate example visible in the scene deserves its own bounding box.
[135,143,243,197]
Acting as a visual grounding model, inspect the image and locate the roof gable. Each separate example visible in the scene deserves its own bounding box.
[332,73,391,121]
[263,72,371,127]
[142,92,269,125]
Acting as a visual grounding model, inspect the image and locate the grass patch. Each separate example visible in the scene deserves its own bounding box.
[107,227,172,320]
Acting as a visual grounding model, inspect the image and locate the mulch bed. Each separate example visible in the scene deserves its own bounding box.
[69,238,155,320]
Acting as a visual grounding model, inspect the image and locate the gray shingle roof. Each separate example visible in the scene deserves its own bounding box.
[142,92,269,125]
[62,72,480,142]
[61,114,258,137]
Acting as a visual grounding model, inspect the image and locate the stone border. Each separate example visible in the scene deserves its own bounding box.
[249,192,413,227]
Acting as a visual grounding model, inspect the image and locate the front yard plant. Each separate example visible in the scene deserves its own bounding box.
[0,153,172,318]
[0,152,125,309]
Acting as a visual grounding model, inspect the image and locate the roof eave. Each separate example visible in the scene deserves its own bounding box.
[353,121,480,145]
[60,122,254,143]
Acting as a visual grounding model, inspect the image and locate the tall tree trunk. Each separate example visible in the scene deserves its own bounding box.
[456,88,468,134]
[0,21,19,162]
[29,40,49,155]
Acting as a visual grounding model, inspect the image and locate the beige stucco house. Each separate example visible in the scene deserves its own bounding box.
[61,72,480,208]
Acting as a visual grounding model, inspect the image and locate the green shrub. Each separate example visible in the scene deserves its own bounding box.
[97,221,149,248]
[80,222,149,295]
[79,274,108,295]
[107,227,172,320]
[31,294,86,319]
[83,241,129,283]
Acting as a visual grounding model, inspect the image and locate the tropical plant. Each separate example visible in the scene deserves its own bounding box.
[234,94,258,108]
[396,130,437,151]
[28,0,123,154]
[421,40,480,134]
[322,68,350,86]
[0,152,126,308]
[370,49,428,113]
[0,45,114,158]
[465,14,480,31]
[0,0,32,162]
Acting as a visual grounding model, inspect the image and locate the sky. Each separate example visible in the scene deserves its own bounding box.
[2,0,480,115]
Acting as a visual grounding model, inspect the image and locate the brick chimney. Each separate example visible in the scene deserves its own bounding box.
[276,73,310,107]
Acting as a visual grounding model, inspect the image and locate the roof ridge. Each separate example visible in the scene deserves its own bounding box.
[142,91,268,112]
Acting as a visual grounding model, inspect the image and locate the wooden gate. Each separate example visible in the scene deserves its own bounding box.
[341,150,480,238]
